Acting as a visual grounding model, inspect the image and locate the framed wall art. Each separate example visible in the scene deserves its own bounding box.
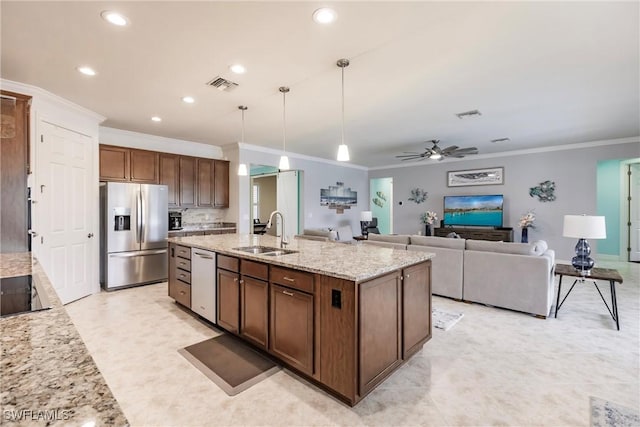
[447,167,504,187]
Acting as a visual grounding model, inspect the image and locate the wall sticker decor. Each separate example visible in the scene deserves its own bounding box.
[447,167,504,187]
[529,180,556,202]
[320,182,357,214]
[408,188,428,204]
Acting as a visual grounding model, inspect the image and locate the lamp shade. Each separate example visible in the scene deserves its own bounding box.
[278,155,290,171]
[563,215,606,239]
[237,163,248,176]
[360,211,372,222]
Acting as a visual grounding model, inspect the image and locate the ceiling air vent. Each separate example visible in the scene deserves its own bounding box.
[206,76,239,92]
[491,137,511,143]
[456,109,482,119]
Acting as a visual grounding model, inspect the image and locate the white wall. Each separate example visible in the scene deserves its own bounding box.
[236,143,369,235]
[369,138,640,261]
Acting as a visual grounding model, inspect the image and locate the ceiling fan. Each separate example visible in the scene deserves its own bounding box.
[396,140,478,161]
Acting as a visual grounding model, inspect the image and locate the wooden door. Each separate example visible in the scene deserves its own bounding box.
[270,284,313,375]
[196,158,214,207]
[129,149,159,183]
[38,121,95,304]
[358,271,401,395]
[0,90,30,252]
[159,153,179,207]
[402,262,432,358]
[214,160,229,208]
[240,276,269,349]
[99,145,130,181]
[217,268,240,333]
[179,156,196,207]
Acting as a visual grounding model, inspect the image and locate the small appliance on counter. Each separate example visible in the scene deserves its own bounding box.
[169,211,182,230]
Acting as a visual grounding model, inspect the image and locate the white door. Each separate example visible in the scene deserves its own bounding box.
[36,121,95,304]
[277,170,299,240]
[630,163,640,261]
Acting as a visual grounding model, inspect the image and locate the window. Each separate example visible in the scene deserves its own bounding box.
[252,184,259,220]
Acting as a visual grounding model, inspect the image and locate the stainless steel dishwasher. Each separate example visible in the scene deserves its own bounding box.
[190,248,216,323]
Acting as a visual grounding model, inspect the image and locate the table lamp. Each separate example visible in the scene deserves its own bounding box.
[562,214,606,275]
[360,211,373,237]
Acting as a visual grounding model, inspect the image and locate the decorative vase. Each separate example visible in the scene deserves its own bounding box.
[425,224,432,236]
[521,227,528,243]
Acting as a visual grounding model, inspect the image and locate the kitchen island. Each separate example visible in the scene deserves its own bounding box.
[167,234,434,406]
[0,253,128,426]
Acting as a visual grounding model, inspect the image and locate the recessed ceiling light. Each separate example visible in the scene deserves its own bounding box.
[101,11,129,26]
[151,116,162,122]
[229,64,246,74]
[182,96,195,104]
[313,8,337,24]
[77,66,96,76]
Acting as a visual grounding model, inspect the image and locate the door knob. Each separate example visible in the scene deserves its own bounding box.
[28,230,38,237]
[87,233,94,238]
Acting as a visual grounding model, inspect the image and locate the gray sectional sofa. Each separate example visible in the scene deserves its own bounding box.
[362,234,555,318]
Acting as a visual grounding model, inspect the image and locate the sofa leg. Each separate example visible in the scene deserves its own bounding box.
[535,314,546,319]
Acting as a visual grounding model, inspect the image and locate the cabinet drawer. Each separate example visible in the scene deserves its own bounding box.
[176,269,191,284]
[176,257,191,272]
[271,266,314,294]
[241,259,268,281]
[169,279,191,308]
[218,254,239,272]
[176,245,191,259]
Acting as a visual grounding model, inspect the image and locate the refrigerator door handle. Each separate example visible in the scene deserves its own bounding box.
[139,190,145,243]
[135,190,141,244]
[109,249,167,258]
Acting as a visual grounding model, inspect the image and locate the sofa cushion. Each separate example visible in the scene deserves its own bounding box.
[531,240,548,256]
[410,235,466,250]
[303,228,337,240]
[362,240,408,250]
[367,234,411,244]
[465,239,542,256]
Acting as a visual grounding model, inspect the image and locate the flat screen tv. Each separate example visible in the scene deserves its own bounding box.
[443,194,504,227]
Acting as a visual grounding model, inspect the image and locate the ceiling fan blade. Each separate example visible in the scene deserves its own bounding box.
[442,145,459,153]
[453,147,478,153]
[396,154,423,158]
[399,157,421,161]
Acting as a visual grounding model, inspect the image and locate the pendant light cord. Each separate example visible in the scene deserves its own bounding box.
[341,64,345,146]
[241,108,245,143]
[282,90,287,153]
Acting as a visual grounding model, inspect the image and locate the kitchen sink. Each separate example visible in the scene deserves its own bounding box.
[233,246,298,256]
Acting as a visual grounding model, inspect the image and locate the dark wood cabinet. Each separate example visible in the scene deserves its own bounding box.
[402,262,432,358]
[214,160,229,208]
[270,283,314,376]
[179,156,197,207]
[240,260,269,348]
[217,255,240,333]
[129,149,159,183]
[159,153,179,207]
[358,272,402,395]
[99,145,130,181]
[196,158,214,207]
[168,243,191,308]
[434,227,513,242]
[0,90,31,253]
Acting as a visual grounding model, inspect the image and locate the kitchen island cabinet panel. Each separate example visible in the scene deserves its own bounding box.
[270,283,314,376]
[240,275,269,349]
[402,262,432,358]
[358,272,402,396]
[217,265,240,333]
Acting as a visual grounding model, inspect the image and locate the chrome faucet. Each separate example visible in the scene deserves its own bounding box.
[266,210,288,248]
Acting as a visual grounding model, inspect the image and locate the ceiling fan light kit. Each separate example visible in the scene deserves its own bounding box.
[395,140,479,162]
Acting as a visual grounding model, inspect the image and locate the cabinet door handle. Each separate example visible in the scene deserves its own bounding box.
[282,276,295,282]
[406,274,410,279]
[239,279,244,284]
[179,291,185,295]
[233,278,238,282]
[282,290,294,297]
[179,274,186,278]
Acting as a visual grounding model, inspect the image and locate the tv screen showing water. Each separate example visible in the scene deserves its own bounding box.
[443,195,503,227]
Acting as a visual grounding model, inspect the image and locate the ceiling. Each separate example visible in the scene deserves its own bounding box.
[2,1,638,168]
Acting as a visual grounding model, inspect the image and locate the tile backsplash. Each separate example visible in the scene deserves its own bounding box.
[170,208,228,226]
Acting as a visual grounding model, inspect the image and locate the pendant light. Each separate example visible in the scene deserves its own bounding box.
[237,105,248,176]
[336,58,350,162]
[278,86,290,170]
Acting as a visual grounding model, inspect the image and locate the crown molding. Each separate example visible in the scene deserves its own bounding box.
[368,136,640,171]
[1,79,106,123]
[237,142,368,171]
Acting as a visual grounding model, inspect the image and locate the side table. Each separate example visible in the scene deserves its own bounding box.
[353,235,367,241]
[554,264,623,330]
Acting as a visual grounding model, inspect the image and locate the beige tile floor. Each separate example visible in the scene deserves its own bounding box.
[66,261,639,426]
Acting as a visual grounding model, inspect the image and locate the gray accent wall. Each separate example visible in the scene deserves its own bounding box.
[369,141,640,260]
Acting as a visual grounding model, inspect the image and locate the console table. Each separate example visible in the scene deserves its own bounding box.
[434,227,513,242]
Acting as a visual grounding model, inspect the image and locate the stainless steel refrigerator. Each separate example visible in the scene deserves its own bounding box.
[100,182,168,290]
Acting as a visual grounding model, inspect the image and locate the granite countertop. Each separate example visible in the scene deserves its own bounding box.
[168,234,434,283]
[168,223,236,236]
[0,253,128,426]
